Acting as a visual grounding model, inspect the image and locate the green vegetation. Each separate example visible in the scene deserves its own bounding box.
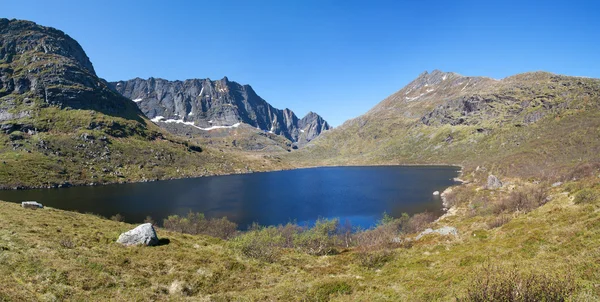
[462,265,576,302]
[0,103,292,189]
[290,72,600,181]
[2,21,600,300]
[1,166,599,300]
[163,212,238,240]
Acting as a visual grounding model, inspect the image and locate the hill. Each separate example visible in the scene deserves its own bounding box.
[292,70,600,179]
[1,170,599,300]
[0,18,290,189]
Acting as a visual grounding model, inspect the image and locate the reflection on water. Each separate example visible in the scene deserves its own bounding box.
[0,166,459,229]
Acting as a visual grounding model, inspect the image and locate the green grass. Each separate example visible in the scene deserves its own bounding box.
[289,72,600,180]
[0,104,293,189]
[1,174,599,301]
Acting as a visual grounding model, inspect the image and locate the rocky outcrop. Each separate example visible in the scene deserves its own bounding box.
[109,77,331,145]
[0,18,141,117]
[117,223,159,246]
[416,226,458,240]
[486,175,503,190]
[297,111,330,146]
[21,201,43,209]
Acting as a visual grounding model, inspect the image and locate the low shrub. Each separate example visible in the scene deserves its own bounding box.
[573,189,600,204]
[487,215,512,229]
[443,185,470,207]
[354,213,406,248]
[143,215,155,225]
[565,161,600,181]
[355,249,394,269]
[308,280,352,302]
[163,212,238,239]
[462,265,575,302]
[110,213,125,222]
[574,189,599,204]
[230,225,283,263]
[231,218,343,261]
[494,185,548,214]
[294,218,340,255]
[404,212,437,234]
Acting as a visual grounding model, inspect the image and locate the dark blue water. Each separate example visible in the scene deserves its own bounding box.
[0,166,459,229]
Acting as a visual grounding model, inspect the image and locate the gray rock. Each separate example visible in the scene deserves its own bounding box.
[109,77,331,145]
[552,182,563,187]
[117,223,159,246]
[21,201,43,209]
[0,18,141,116]
[486,175,503,189]
[416,226,458,240]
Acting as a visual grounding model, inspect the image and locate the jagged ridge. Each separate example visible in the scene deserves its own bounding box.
[109,77,331,146]
[0,18,290,189]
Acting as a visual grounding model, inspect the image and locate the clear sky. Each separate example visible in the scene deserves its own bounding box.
[4,0,600,126]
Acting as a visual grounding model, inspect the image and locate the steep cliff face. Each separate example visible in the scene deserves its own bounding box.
[0,18,139,117]
[0,19,290,189]
[297,111,331,146]
[110,77,331,145]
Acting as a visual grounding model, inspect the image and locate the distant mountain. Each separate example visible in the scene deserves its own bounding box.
[294,69,600,178]
[0,19,290,189]
[109,77,331,147]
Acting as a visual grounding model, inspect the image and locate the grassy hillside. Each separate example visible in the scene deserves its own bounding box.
[0,104,292,189]
[0,19,292,189]
[290,71,600,179]
[1,170,599,301]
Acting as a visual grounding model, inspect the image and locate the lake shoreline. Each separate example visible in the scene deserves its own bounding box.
[0,166,460,229]
[0,161,464,191]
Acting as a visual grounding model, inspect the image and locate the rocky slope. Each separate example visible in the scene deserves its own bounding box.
[109,77,331,147]
[0,19,290,189]
[0,18,140,119]
[293,70,600,177]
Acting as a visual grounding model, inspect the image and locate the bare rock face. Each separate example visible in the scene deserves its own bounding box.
[296,111,330,147]
[416,226,458,240]
[109,77,331,145]
[21,201,43,209]
[0,18,141,116]
[486,175,503,190]
[117,223,159,246]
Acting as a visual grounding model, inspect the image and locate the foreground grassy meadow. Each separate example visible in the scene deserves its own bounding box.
[1,168,599,301]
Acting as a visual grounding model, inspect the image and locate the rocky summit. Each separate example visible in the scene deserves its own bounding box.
[0,19,292,189]
[293,69,600,177]
[0,18,139,118]
[110,77,331,147]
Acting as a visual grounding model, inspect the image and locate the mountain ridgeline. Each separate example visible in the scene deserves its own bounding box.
[295,69,600,178]
[0,18,141,119]
[0,18,292,189]
[109,77,331,146]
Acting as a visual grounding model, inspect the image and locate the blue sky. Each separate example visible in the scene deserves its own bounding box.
[4,0,600,126]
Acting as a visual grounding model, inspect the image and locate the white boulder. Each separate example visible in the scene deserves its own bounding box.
[117,223,159,246]
[416,226,458,240]
[486,175,503,189]
[21,201,43,209]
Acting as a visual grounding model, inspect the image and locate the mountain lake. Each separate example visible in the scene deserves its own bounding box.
[0,166,460,229]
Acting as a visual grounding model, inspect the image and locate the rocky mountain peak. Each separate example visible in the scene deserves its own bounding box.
[409,70,459,91]
[110,77,331,146]
[0,18,139,116]
[0,18,95,75]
